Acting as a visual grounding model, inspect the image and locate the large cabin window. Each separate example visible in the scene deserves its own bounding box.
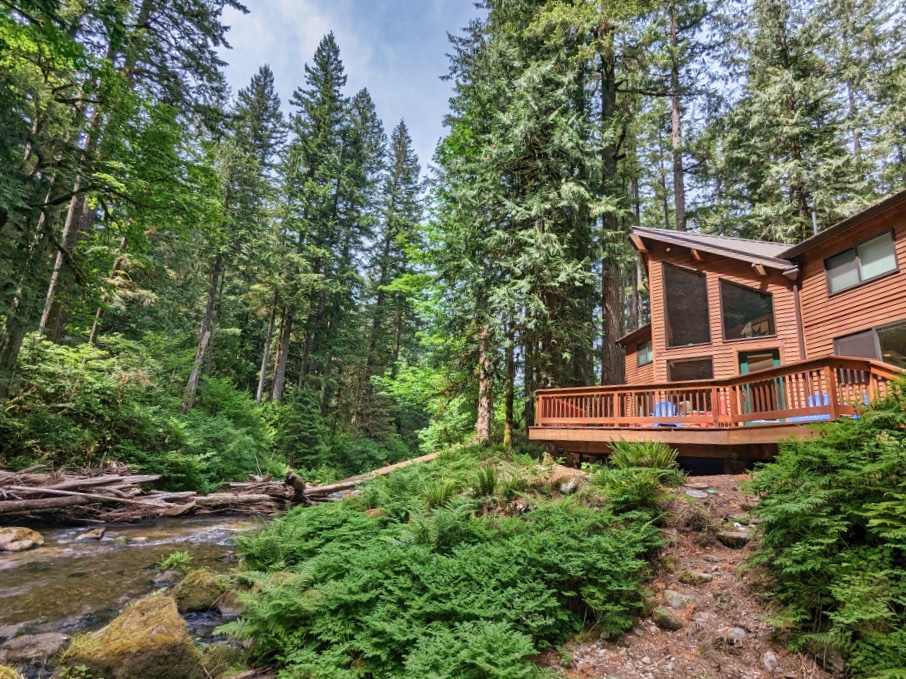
[663,263,711,347]
[667,357,714,382]
[825,231,897,295]
[720,280,775,340]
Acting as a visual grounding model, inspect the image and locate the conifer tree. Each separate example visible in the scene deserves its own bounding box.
[720,0,863,242]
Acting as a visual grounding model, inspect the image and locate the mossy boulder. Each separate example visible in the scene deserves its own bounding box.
[652,608,684,631]
[0,527,44,553]
[677,570,713,585]
[173,569,226,614]
[0,664,23,679]
[59,594,203,679]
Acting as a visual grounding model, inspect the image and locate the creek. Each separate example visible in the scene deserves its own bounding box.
[0,516,258,672]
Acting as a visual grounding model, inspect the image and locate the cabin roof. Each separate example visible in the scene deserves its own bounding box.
[631,226,794,270]
[616,322,651,347]
[781,189,906,258]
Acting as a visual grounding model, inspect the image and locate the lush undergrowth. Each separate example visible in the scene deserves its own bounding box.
[0,336,415,491]
[749,380,906,677]
[224,447,670,678]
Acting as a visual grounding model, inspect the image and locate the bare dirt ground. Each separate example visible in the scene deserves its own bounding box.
[539,474,832,679]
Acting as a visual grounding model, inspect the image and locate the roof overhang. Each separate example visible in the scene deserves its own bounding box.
[781,189,906,259]
[629,226,797,274]
[616,323,652,348]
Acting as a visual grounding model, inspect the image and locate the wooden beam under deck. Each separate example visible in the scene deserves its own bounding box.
[529,423,817,459]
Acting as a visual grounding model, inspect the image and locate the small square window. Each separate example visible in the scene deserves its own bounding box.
[637,340,653,366]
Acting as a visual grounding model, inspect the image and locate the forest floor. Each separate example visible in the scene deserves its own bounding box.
[539,474,832,679]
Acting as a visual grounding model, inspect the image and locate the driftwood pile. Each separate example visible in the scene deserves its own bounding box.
[0,453,438,523]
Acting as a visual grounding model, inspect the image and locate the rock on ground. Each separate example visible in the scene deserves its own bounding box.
[59,594,203,679]
[172,569,227,613]
[0,633,69,665]
[0,527,44,553]
[717,530,750,549]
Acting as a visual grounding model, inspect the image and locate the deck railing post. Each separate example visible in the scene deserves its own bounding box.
[825,366,840,420]
[711,386,719,427]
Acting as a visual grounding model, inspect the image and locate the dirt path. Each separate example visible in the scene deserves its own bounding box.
[545,474,831,679]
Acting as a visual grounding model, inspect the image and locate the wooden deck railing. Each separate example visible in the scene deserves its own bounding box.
[535,357,903,429]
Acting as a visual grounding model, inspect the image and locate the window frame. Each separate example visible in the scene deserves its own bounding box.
[824,229,899,297]
[666,356,714,383]
[718,279,778,343]
[662,262,712,349]
[637,339,653,367]
[834,318,906,368]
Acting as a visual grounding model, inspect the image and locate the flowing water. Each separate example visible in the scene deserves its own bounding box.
[0,516,259,643]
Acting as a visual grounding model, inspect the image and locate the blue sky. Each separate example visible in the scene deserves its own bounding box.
[218,1,484,173]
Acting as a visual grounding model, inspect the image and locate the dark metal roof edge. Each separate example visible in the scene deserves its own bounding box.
[630,226,794,269]
[781,189,906,258]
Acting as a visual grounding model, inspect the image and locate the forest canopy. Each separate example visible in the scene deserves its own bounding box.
[1,0,904,484]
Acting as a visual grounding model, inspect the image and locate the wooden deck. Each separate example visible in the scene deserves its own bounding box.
[529,356,902,459]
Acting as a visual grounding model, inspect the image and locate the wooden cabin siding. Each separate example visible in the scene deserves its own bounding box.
[624,344,655,384]
[798,203,906,359]
[646,243,802,382]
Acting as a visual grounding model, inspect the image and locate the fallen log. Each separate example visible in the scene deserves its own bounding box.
[193,493,276,507]
[4,486,170,508]
[304,453,439,497]
[0,495,91,514]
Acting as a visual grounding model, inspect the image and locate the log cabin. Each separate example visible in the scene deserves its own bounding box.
[530,189,906,465]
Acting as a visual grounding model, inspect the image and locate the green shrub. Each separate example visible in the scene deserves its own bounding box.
[422,478,460,509]
[594,467,666,515]
[224,451,661,677]
[748,379,906,677]
[473,464,498,497]
[0,335,278,491]
[609,441,679,471]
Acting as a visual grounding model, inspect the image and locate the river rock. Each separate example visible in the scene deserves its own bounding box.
[0,633,70,665]
[152,570,183,587]
[173,569,226,613]
[664,589,695,609]
[75,527,106,541]
[717,530,750,549]
[0,527,44,553]
[0,625,24,643]
[763,650,779,672]
[685,489,709,499]
[677,570,713,585]
[59,594,203,679]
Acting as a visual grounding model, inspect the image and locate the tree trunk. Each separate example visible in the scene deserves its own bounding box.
[38,182,85,336]
[476,324,493,444]
[669,0,687,232]
[271,306,294,402]
[503,325,515,448]
[256,296,277,405]
[599,38,626,386]
[181,253,223,413]
[522,337,535,432]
